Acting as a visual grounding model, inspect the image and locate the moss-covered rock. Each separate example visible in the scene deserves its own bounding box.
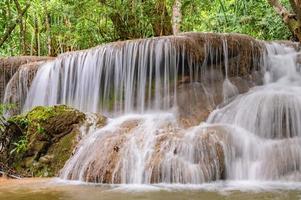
[0,105,106,177]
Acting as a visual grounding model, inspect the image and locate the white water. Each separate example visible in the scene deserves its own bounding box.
[61,112,225,184]
[3,62,41,116]
[21,34,249,116]
[23,39,180,114]
[59,42,301,184]
[208,43,301,180]
[5,34,301,184]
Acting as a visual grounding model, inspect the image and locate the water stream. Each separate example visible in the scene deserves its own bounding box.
[2,34,301,191]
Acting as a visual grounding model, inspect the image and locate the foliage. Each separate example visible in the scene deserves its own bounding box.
[0,104,15,116]
[0,104,16,134]
[181,0,291,40]
[0,0,293,57]
[10,135,28,155]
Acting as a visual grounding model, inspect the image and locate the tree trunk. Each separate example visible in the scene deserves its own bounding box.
[34,13,39,56]
[267,0,301,41]
[13,0,26,55]
[172,0,182,35]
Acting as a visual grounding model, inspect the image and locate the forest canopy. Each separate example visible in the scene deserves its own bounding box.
[0,0,294,56]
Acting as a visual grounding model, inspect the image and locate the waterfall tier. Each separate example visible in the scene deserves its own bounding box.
[21,33,263,119]
[2,32,301,184]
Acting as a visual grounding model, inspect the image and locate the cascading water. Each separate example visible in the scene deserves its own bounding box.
[6,33,301,184]
[60,113,226,184]
[3,61,42,116]
[21,33,261,116]
[208,43,301,180]
[23,39,181,114]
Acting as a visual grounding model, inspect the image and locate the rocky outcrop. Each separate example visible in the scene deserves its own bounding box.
[0,56,52,102]
[0,105,106,177]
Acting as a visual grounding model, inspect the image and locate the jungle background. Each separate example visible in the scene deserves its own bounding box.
[0,0,297,56]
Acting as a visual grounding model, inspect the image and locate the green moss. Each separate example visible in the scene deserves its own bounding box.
[46,130,79,176]
[4,105,88,177]
[27,105,75,122]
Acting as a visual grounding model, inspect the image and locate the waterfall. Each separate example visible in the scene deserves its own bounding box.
[21,33,262,116]
[3,61,42,116]
[60,113,226,184]
[207,43,301,180]
[208,43,301,139]
[5,33,301,184]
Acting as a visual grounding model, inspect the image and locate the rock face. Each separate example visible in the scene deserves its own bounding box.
[0,56,52,102]
[0,105,106,177]
[3,61,46,115]
[176,75,261,127]
[0,56,53,102]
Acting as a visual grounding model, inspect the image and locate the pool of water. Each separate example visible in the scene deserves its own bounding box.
[1,179,301,200]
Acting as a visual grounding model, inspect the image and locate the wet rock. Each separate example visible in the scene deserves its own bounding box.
[0,105,106,177]
[176,73,261,127]
[3,61,47,115]
[147,126,226,183]
[66,119,140,183]
[0,56,52,102]
[39,155,54,164]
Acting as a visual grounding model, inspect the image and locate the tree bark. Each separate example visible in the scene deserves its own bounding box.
[267,0,301,41]
[289,0,301,22]
[172,0,182,35]
[0,2,30,48]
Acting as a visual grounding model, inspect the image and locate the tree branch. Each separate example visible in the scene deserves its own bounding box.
[267,0,289,17]
[267,0,301,41]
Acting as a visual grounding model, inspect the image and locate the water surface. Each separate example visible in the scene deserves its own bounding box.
[1,179,301,200]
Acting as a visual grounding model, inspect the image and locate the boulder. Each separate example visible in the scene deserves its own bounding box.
[0,105,106,177]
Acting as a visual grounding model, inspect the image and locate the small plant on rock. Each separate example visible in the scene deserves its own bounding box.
[10,136,28,155]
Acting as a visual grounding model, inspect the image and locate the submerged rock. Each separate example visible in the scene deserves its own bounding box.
[0,105,106,177]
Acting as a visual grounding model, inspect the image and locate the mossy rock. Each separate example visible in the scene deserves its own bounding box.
[2,105,104,177]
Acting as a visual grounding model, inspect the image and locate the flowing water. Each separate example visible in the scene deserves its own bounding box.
[1,179,301,200]
[2,33,301,198]
[58,38,301,184]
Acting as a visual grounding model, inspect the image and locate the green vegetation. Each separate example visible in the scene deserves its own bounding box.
[0,0,296,57]
[0,104,15,115]
[10,136,27,154]
[1,105,87,177]
[0,104,15,135]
